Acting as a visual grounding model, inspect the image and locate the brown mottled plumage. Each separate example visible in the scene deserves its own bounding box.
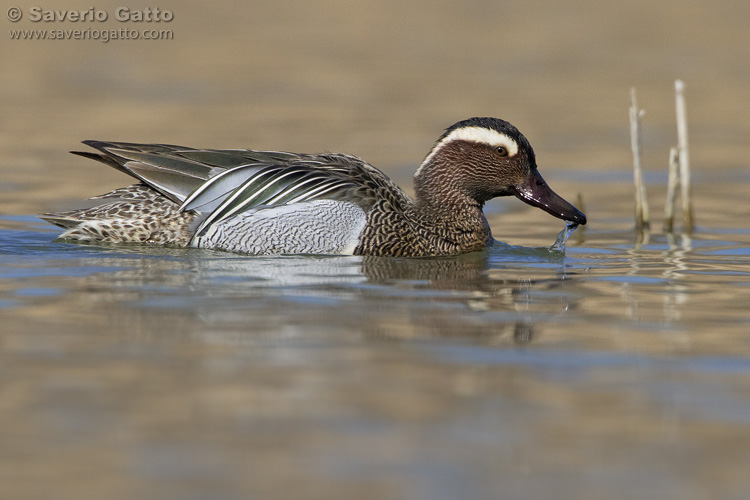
[43,184,197,245]
[41,117,586,256]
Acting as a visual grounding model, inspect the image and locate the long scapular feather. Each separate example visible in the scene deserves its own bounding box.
[179,164,268,212]
[191,166,355,236]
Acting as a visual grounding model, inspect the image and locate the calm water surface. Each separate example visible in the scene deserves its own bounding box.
[4,0,750,498]
[2,184,750,499]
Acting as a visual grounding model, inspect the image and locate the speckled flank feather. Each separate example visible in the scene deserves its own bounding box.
[41,118,586,256]
[44,184,197,245]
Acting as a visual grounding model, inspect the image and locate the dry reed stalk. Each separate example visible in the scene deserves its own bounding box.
[629,88,649,232]
[663,146,680,232]
[674,80,693,233]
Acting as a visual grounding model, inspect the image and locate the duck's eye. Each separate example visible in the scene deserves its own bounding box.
[496,146,508,157]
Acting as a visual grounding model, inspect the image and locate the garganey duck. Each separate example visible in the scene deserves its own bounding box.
[41,117,586,257]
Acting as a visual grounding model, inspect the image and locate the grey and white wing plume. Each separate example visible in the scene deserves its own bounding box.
[180,158,379,254]
[181,163,362,233]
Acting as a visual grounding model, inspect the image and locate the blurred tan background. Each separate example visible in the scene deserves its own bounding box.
[2,0,749,211]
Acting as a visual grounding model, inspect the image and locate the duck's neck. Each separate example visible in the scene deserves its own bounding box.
[411,163,493,250]
[413,160,483,217]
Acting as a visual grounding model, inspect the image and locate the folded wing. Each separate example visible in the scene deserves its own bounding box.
[66,141,408,249]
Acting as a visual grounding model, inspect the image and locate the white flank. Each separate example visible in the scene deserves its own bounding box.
[417,126,519,176]
[192,200,367,255]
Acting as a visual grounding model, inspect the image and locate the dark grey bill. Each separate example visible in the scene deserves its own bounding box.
[514,170,587,225]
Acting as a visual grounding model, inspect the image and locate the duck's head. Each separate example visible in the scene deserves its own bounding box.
[414,117,586,226]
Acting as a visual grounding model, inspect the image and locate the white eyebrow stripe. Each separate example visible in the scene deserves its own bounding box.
[440,126,519,155]
[417,126,519,176]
